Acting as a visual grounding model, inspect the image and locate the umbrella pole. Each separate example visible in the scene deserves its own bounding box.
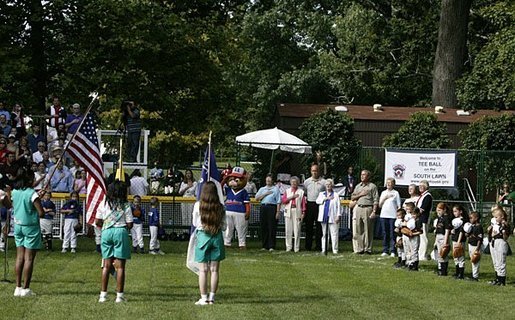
[269,149,274,174]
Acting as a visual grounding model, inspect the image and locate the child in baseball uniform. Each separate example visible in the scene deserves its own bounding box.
[60,191,82,253]
[433,202,452,276]
[148,197,164,255]
[130,195,145,253]
[393,208,406,268]
[405,207,423,271]
[488,208,510,286]
[451,205,467,279]
[464,211,483,281]
[0,207,8,251]
[40,191,56,251]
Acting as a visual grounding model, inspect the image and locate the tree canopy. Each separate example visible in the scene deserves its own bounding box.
[0,0,513,165]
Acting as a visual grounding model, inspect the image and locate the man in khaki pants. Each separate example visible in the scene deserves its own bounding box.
[351,170,379,254]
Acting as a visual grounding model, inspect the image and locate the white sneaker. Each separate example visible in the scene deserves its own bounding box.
[381,253,388,257]
[61,249,67,253]
[269,248,274,252]
[390,253,396,258]
[98,295,107,303]
[157,250,165,255]
[115,296,127,303]
[71,249,76,253]
[149,250,157,255]
[20,288,36,297]
[14,287,23,297]
[195,298,208,306]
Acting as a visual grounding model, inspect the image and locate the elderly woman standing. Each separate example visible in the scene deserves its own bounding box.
[281,176,306,252]
[316,179,341,254]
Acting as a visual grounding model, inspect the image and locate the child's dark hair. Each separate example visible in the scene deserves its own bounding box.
[133,195,141,200]
[107,180,128,208]
[405,202,415,210]
[453,204,469,222]
[412,207,421,216]
[396,208,406,217]
[70,191,79,198]
[13,167,34,189]
[469,211,480,222]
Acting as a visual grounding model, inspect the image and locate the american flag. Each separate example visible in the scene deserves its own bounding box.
[67,113,106,225]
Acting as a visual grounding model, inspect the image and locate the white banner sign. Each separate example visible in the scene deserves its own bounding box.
[385,149,457,187]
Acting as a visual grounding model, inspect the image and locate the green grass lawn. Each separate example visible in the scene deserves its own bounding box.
[1,235,513,320]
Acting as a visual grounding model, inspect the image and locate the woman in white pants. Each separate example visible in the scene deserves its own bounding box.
[281,177,306,252]
[316,179,341,254]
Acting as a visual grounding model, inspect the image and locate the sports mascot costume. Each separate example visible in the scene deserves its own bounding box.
[222,167,250,249]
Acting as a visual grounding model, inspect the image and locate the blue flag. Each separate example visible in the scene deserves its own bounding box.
[196,147,223,203]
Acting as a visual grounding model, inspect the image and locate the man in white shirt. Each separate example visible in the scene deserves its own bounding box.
[32,142,46,164]
[129,169,149,196]
[303,164,326,251]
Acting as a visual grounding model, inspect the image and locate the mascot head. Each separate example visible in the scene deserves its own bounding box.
[226,166,248,190]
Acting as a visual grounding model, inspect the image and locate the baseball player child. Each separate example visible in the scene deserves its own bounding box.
[488,208,510,286]
[451,205,467,280]
[464,211,483,281]
[433,202,452,276]
[404,206,423,271]
[148,197,165,255]
[131,195,145,254]
[393,208,406,268]
[40,191,56,251]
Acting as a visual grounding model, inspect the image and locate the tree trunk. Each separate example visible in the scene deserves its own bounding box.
[431,0,472,108]
[27,0,47,110]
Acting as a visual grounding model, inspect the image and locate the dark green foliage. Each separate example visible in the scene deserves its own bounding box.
[299,109,361,179]
[382,112,450,148]
[459,114,515,191]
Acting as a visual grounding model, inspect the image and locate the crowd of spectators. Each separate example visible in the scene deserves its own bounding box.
[0,98,89,195]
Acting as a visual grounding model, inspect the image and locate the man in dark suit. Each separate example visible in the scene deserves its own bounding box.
[342,166,356,198]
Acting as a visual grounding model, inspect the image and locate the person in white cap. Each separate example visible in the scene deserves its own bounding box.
[451,205,467,279]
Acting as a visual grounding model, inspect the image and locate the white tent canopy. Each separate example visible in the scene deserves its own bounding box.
[235,127,312,154]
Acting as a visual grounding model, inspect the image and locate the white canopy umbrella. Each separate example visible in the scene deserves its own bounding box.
[236,127,312,172]
[236,127,312,153]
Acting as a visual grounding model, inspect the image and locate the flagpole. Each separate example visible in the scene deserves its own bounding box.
[42,92,99,191]
[207,131,212,181]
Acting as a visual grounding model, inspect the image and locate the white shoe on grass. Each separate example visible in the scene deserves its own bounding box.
[381,253,388,257]
[195,298,208,306]
[157,250,165,255]
[98,296,107,303]
[390,253,396,258]
[71,248,76,253]
[61,249,67,253]
[14,287,22,297]
[20,288,36,297]
[115,296,127,303]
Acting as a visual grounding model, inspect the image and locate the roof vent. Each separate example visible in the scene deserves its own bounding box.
[456,109,470,116]
[434,106,444,114]
[373,104,383,112]
[335,105,348,112]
